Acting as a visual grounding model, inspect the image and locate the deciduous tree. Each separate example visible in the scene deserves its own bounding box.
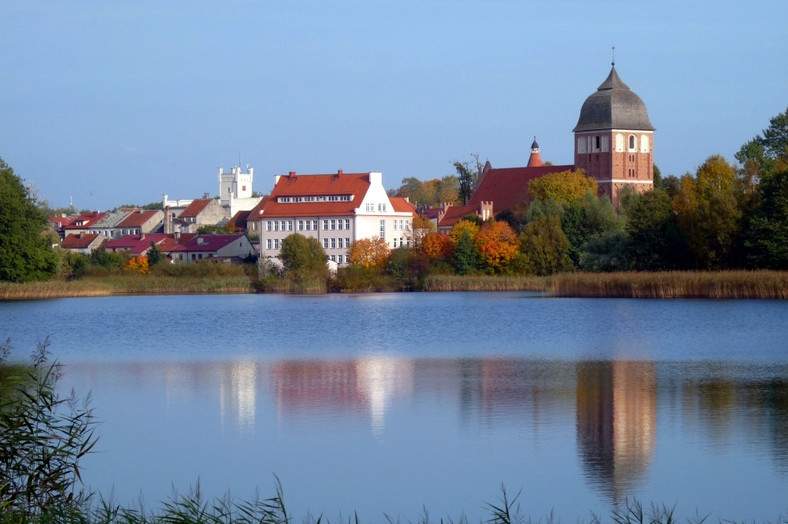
[674,155,743,269]
[527,169,597,205]
[279,234,328,279]
[0,158,58,282]
[347,237,389,269]
[474,220,519,273]
[518,215,571,276]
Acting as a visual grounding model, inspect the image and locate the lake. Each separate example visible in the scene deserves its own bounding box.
[1,293,787,521]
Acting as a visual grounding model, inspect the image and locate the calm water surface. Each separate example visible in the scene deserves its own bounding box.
[1,293,787,521]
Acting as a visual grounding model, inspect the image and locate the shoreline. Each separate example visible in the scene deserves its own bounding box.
[1,270,787,300]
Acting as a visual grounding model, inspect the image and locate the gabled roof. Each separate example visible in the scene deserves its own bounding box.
[50,216,74,227]
[174,233,248,253]
[64,211,106,229]
[437,205,477,229]
[469,164,574,213]
[104,233,170,254]
[117,209,161,227]
[61,233,103,249]
[260,171,372,218]
[179,199,213,219]
[227,210,252,231]
[389,197,417,214]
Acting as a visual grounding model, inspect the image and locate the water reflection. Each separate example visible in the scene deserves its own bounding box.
[62,356,788,518]
[576,361,656,501]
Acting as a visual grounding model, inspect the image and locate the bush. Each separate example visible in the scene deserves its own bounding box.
[0,338,97,518]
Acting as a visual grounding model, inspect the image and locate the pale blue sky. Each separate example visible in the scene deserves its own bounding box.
[2,0,786,211]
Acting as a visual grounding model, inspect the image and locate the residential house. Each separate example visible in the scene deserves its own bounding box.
[104,233,170,256]
[166,198,230,234]
[61,211,106,237]
[165,233,254,263]
[114,209,164,237]
[255,170,416,266]
[60,233,105,254]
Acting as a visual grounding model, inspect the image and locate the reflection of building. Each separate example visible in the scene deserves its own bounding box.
[269,358,414,433]
[219,361,258,432]
[576,361,656,501]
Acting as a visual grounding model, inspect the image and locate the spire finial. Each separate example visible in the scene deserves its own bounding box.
[611,45,615,67]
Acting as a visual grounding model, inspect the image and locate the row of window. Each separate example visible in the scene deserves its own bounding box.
[577,133,651,154]
[265,219,352,232]
[277,195,353,203]
[322,238,352,250]
[365,203,387,212]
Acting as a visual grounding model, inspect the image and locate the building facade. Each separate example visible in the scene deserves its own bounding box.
[256,170,416,266]
[573,66,655,204]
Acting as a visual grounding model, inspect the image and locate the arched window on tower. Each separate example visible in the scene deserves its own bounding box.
[640,135,650,153]
[628,135,637,151]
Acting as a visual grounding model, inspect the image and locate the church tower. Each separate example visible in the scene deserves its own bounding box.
[573,65,655,204]
[527,137,543,167]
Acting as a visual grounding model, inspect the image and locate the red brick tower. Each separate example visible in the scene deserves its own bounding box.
[573,65,655,204]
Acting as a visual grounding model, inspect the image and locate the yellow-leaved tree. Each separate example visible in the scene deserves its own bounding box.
[347,237,390,269]
[528,169,597,204]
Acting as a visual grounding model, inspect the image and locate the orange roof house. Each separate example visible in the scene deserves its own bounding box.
[256,170,416,266]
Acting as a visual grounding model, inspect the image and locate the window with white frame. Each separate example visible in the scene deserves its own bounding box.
[330,238,336,249]
[323,220,329,230]
[323,238,329,249]
[298,220,304,231]
[344,219,350,230]
[312,220,318,230]
[266,239,272,250]
[380,220,385,239]
[330,219,336,230]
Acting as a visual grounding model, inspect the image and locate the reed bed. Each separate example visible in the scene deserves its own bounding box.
[423,271,788,299]
[0,274,253,300]
[547,270,788,299]
[422,274,548,293]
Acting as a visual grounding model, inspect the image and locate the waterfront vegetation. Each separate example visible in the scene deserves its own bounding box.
[2,268,787,300]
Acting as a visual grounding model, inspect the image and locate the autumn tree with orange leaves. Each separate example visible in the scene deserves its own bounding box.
[347,237,390,269]
[474,220,519,273]
[420,232,455,260]
[123,255,149,274]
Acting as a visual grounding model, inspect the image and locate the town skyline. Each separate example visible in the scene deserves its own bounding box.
[2,0,786,211]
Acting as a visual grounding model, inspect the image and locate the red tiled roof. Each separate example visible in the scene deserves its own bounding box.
[438,205,476,229]
[227,210,251,231]
[176,233,247,253]
[389,196,417,214]
[260,172,371,218]
[63,211,106,229]
[117,209,161,227]
[50,216,74,227]
[179,199,213,218]
[61,233,102,249]
[104,233,170,254]
[469,165,574,213]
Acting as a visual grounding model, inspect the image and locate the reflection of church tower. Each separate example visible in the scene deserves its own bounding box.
[576,361,656,502]
[573,64,655,204]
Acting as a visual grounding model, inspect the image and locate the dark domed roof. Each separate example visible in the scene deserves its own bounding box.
[573,67,654,132]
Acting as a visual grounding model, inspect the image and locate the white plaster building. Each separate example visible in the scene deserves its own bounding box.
[255,170,416,266]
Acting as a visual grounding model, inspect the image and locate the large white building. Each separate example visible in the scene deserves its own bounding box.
[255,170,416,266]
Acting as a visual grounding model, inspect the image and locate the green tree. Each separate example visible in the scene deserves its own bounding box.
[452,229,478,275]
[736,107,788,268]
[278,234,328,280]
[147,241,163,266]
[454,154,484,205]
[674,155,743,269]
[517,214,571,275]
[622,188,688,270]
[559,192,623,268]
[0,159,58,282]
